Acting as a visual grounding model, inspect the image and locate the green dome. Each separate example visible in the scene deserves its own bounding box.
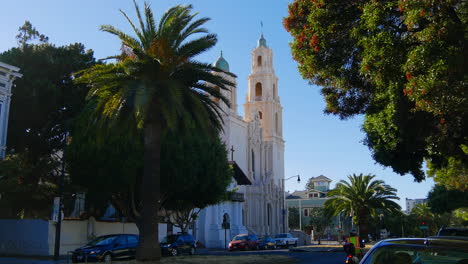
[213,51,229,72]
[257,34,267,48]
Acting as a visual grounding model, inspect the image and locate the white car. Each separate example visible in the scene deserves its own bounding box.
[274,233,298,247]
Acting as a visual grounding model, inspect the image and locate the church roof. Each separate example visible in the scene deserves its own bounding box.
[213,51,229,72]
[229,161,251,185]
[257,34,267,48]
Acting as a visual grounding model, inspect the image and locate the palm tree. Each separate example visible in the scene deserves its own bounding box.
[325,173,401,240]
[76,1,233,262]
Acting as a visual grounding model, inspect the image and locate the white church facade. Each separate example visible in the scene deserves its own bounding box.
[0,62,22,159]
[195,35,285,248]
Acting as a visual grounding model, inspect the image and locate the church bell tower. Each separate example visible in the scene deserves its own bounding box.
[244,34,284,189]
[244,34,283,141]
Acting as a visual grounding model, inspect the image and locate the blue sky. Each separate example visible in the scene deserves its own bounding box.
[0,0,435,209]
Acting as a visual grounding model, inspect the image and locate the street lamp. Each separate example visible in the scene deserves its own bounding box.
[282,175,300,232]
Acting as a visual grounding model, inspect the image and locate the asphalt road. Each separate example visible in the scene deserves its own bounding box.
[201,248,345,264]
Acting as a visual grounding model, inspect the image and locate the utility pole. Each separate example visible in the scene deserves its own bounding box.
[54,111,68,261]
[53,144,65,260]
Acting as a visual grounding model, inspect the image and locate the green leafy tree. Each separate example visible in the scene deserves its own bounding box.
[410,203,451,235]
[428,185,468,214]
[67,110,233,229]
[16,21,49,48]
[305,178,315,191]
[0,23,95,218]
[75,2,233,260]
[288,207,300,230]
[325,174,401,239]
[308,207,331,244]
[284,0,467,185]
[160,126,233,233]
[0,153,56,218]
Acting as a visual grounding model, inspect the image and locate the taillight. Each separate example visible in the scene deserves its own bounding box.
[348,255,353,258]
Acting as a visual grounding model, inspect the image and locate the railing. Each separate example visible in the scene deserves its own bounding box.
[255,96,262,101]
[230,192,245,202]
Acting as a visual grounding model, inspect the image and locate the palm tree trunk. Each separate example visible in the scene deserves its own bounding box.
[136,118,162,263]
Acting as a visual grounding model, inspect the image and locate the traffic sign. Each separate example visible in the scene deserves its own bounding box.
[419,226,428,230]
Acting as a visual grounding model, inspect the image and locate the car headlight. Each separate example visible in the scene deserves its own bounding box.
[89,250,101,255]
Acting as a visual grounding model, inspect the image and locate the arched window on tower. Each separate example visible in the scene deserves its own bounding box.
[255,82,262,101]
[259,111,262,119]
[275,113,279,134]
[257,56,262,67]
[251,149,255,177]
[267,204,272,226]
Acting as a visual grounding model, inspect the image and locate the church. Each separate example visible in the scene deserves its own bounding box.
[195,34,285,248]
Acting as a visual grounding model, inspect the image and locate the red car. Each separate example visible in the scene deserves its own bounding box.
[228,234,259,251]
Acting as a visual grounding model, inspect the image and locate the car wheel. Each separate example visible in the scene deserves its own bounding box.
[170,248,178,257]
[103,253,112,263]
[294,242,298,247]
[245,245,250,251]
[273,245,277,250]
[189,247,196,255]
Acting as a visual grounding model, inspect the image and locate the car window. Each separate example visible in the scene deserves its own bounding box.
[128,235,138,245]
[87,235,117,246]
[362,245,468,264]
[114,236,127,246]
[275,234,287,238]
[233,235,248,241]
[176,236,185,243]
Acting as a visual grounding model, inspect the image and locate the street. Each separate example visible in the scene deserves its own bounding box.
[200,248,345,264]
[0,249,346,264]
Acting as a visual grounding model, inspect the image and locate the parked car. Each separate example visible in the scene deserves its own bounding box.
[160,233,196,256]
[360,237,468,264]
[437,227,468,237]
[71,234,139,263]
[228,234,259,251]
[274,233,298,248]
[258,236,276,250]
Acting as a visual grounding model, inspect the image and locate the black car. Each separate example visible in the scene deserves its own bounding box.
[360,237,468,264]
[258,236,276,250]
[160,233,196,256]
[71,234,139,263]
[438,227,468,237]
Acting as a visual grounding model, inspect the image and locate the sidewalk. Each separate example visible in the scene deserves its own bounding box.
[0,256,68,264]
[290,240,375,253]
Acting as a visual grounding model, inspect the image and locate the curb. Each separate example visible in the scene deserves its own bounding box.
[289,247,343,253]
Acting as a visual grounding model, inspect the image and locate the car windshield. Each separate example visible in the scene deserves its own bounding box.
[161,235,179,244]
[362,245,468,264]
[275,234,287,238]
[233,235,248,241]
[86,236,117,246]
[259,237,272,242]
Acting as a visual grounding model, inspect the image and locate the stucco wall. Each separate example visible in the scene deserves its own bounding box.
[0,219,159,256]
[0,219,50,256]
